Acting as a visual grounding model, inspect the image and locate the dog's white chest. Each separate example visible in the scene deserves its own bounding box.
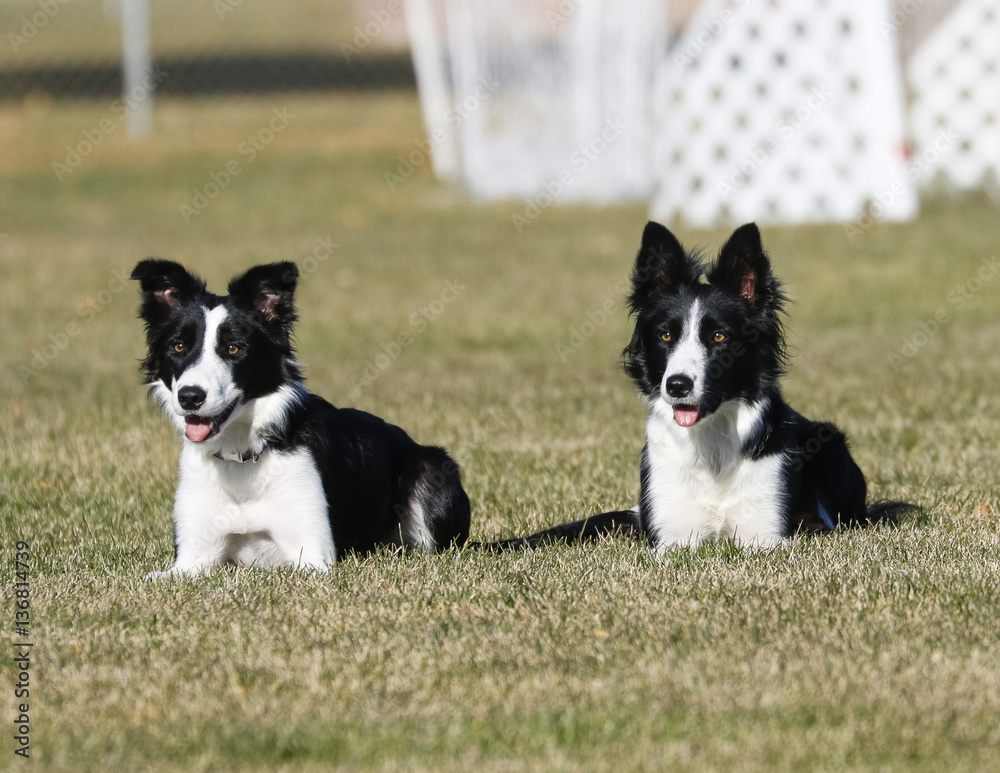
[642,404,788,549]
[164,446,335,575]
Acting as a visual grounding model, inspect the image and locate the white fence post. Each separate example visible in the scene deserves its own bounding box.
[404,0,461,181]
[120,0,153,139]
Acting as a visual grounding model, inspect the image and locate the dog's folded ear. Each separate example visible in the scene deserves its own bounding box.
[131,259,205,318]
[629,222,700,310]
[228,262,299,330]
[711,223,777,309]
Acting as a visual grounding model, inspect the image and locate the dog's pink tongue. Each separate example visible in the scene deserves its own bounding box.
[185,418,213,442]
[674,407,700,427]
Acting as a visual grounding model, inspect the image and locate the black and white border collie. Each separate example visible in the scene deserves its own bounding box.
[131,259,470,579]
[505,222,915,551]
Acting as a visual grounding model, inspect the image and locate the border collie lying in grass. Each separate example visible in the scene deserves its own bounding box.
[502,222,916,551]
[132,259,470,579]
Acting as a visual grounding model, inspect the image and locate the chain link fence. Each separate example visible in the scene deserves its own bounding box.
[1,0,415,99]
[0,0,969,101]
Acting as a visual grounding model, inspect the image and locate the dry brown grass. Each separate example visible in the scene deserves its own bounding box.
[1,94,999,771]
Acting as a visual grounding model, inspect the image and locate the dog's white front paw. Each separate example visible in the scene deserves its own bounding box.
[653,535,703,553]
[143,564,211,581]
[143,569,177,582]
[737,534,790,550]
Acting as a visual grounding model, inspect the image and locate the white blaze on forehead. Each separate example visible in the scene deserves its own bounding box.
[208,304,228,337]
[663,298,707,392]
[195,305,229,369]
[173,305,239,415]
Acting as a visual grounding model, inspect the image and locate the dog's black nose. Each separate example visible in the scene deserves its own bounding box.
[665,374,694,398]
[177,386,207,411]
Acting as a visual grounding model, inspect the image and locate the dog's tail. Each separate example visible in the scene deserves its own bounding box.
[815,495,921,530]
[473,510,641,551]
[860,500,922,527]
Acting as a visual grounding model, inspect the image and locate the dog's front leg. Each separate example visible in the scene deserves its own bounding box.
[144,483,231,580]
[144,532,228,581]
[260,453,337,571]
[268,523,335,571]
[143,563,213,582]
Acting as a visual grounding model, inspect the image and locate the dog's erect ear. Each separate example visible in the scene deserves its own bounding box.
[227,262,298,328]
[131,259,205,318]
[710,223,774,308]
[629,222,699,308]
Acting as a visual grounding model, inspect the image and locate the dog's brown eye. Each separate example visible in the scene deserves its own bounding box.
[660,332,672,343]
[713,332,727,343]
[172,341,186,354]
[226,344,241,356]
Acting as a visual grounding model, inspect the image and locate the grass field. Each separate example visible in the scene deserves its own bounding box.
[2,93,1000,772]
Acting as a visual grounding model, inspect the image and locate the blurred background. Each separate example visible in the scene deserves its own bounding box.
[3,0,997,225]
[1,0,413,99]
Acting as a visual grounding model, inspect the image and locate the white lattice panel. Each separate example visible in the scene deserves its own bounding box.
[907,0,1000,192]
[651,0,917,227]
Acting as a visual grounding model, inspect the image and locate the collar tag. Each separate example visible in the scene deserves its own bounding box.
[213,449,262,464]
